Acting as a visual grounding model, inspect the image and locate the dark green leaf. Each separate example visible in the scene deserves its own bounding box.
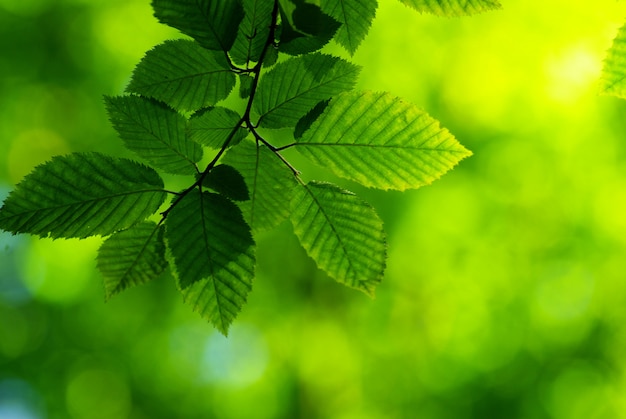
[187,106,247,149]
[290,181,386,296]
[294,100,329,139]
[105,95,202,175]
[297,90,472,190]
[0,153,166,239]
[320,0,378,55]
[254,53,360,128]
[398,0,502,16]
[97,221,167,300]
[203,164,250,201]
[165,189,255,334]
[127,40,236,112]
[222,141,297,232]
[230,0,274,65]
[278,0,340,55]
[239,74,254,99]
[601,23,626,99]
[152,0,244,51]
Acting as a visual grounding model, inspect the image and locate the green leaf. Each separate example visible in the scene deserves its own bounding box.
[290,181,385,296]
[97,221,167,300]
[294,100,329,139]
[222,141,297,232]
[105,95,202,175]
[397,0,501,16]
[320,0,378,55]
[152,0,244,51]
[230,0,274,65]
[254,53,360,128]
[202,164,250,201]
[239,74,254,99]
[297,90,472,190]
[278,0,340,55]
[165,189,255,334]
[601,23,626,99]
[0,153,166,239]
[127,40,236,112]
[187,107,247,149]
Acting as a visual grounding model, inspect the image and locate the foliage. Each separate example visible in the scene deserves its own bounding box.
[601,22,626,99]
[0,0,480,334]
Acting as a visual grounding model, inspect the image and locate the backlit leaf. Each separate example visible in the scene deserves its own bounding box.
[230,0,274,65]
[222,141,297,232]
[297,90,472,190]
[397,0,501,16]
[152,0,244,51]
[105,95,202,175]
[290,181,386,296]
[165,189,255,334]
[254,53,360,128]
[601,23,626,99]
[278,0,340,55]
[187,106,247,149]
[127,40,236,112]
[0,153,166,239]
[202,164,250,201]
[320,0,378,55]
[97,221,167,300]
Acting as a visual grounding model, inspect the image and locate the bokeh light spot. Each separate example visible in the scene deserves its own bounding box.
[21,237,101,304]
[201,324,268,387]
[66,369,131,419]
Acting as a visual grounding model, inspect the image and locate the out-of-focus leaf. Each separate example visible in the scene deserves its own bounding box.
[290,181,386,296]
[0,153,166,239]
[97,221,167,300]
[105,95,202,175]
[601,23,626,99]
[127,40,236,112]
[254,53,360,128]
[397,0,502,16]
[297,90,472,190]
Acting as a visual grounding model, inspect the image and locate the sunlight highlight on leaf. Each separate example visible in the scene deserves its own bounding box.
[398,0,501,16]
[601,23,626,99]
[297,90,471,190]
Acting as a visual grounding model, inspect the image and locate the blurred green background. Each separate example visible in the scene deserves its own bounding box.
[2,0,626,418]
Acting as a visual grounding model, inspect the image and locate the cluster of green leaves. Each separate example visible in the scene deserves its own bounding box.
[0,0,495,334]
[601,22,626,99]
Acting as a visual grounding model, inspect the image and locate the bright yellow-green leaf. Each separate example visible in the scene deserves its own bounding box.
[297,90,472,190]
[601,23,626,99]
[398,0,501,16]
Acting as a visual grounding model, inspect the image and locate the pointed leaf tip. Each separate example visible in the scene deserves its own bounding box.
[290,181,386,295]
[165,189,255,332]
[297,90,472,191]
